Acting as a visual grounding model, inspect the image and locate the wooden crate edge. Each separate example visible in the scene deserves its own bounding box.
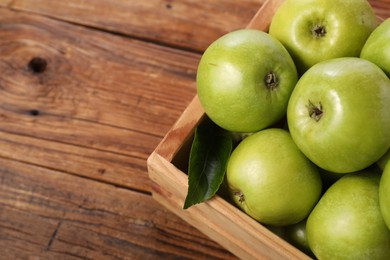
[147,152,311,260]
[152,95,204,162]
[246,0,284,30]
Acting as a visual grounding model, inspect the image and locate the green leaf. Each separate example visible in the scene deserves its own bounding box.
[183,117,233,209]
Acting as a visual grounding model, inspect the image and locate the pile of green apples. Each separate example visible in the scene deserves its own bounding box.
[196,0,390,258]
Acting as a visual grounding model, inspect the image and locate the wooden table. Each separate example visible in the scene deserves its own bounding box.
[0,1,388,259]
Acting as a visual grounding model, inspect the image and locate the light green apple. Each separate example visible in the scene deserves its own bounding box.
[287,57,390,173]
[380,161,390,230]
[269,0,378,74]
[196,29,298,133]
[377,149,390,170]
[307,171,390,259]
[284,218,315,258]
[361,18,390,77]
[226,128,322,226]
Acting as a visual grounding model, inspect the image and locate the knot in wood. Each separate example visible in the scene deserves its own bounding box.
[28,57,47,74]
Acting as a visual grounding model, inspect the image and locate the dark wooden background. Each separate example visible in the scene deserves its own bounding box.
[0,0,388,259]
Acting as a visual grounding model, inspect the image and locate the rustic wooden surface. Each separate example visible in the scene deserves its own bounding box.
[0,1,389,259]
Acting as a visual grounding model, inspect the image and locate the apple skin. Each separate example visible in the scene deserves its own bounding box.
[361,18,390,77]
[269,0,378,74]
[377,149,390,170]
[287,57,390,174]
[284,219,315,258]
[380,161,390,230]
[226,128,322,226]
[196,29,298,133]
[306,171,390,259]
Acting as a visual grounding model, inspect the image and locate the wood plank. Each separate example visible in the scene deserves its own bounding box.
[0,1,387,259]
[0,6,199,140]
[0,157,235,259]
[0,6,202,193]
[370,1,390,19]
[0,0,388,53]
[0,7,202,193]
[0,0,264,52]
[0,130,151,192]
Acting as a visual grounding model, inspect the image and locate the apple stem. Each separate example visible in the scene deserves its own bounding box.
[307,100,323,121]
[264,71,278,90]
[312,25,326,38]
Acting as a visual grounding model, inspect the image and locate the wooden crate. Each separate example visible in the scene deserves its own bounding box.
[147,0,310,259]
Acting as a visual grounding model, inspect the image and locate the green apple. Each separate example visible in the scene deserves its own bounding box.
[361,18,390,77]
[378,149,390,170]
[196,29,298,133]
[306,171,390,259]
[380,161,390,230]
[269,0,378,74]
[284,219,315,258]
[226,128,322,226]
[287,57,390,173]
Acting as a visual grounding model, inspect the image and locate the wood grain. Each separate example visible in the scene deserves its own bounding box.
[0,130,151,192]
[370,1,390,19]
[0,7,201,193]
[0,0,389,259]
[0,7,199,139]
[0,4,234,258]
[0,157,235,259]
[0,0,388,53]
[246,0,284,31]
[0,0,264,52]
[0,0,241,256]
